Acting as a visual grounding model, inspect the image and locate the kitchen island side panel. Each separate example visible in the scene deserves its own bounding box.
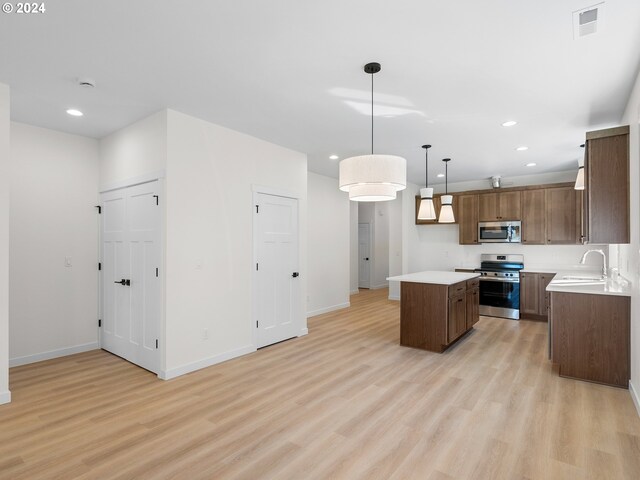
[400,282,448,352]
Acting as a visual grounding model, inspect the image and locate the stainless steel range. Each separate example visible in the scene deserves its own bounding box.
[475,254,524,320]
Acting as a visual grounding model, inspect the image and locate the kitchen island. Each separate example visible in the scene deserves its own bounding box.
[387,271,480,353]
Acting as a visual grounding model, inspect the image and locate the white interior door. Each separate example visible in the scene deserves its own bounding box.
[255,193,299,348]
[101,181,161,373]
[358,223,371,289]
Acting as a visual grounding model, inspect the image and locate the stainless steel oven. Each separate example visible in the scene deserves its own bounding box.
[478,221,521,243]
[475,254,524,320]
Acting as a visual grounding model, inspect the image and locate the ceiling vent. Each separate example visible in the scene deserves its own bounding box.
[574,3,603,39]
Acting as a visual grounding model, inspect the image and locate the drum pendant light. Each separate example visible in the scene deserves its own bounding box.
[339,62,407,202]
[438,158,455,223]
[417,144,436,220]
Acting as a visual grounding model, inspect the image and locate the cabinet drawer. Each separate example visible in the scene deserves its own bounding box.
[449,281,466,298]
[466,278,479,290]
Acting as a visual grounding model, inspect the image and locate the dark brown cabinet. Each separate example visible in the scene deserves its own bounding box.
[521,189,546,244]
[584,126,630,244]
[479,191,521,221]
[520,272,555,321]
[550,291,630,388]
[458,194,478,244]
[400,277,480,353]
[545,187,581,244]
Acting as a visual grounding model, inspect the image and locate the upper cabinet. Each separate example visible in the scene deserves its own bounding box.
[546,187,581,244]
[478,191,521,221]
[521,189,546,244]
[458,194,479,245]
[584,126,630,244]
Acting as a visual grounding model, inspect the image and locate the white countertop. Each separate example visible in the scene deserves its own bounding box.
[546,271,632,297]
[387,271,480,285]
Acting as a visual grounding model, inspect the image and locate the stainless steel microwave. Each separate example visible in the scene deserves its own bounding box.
[478,221,521,243]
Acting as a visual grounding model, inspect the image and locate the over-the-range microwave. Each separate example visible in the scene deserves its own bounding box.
[478,221,521,243]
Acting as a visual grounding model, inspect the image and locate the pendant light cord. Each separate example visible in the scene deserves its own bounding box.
[445,161,448,195]
[371,72,374,155]
[425,149,428,188]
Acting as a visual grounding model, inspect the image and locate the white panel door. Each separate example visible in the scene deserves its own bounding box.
[101,181,161,373]
[358,223,371,289]
[255,193,299,348]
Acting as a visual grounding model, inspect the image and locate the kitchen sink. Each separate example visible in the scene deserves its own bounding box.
[551,274,606,286]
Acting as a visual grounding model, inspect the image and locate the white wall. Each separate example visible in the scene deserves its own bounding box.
[307,172,350,316]
[164,109,307,378]
[0,84,10,404]
[9,124,100,366]
[99,111,167,187]
[349,201,359,294]
[612,67,640,414]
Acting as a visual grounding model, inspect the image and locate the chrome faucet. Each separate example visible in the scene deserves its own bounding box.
[580,249,607,278]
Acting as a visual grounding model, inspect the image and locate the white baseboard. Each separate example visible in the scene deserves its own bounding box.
[388,294,400,301]
[307,302,350,318]
[370,284,389,290]
[159,344,255,380]
[0,390,10,405]
[350,289,360,295]
[9,342,99,367]
[298,328,309,336]
[630,381,640,418]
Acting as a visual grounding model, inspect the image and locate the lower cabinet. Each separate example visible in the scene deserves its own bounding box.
[520,272,554,321]
[400,277,480,353]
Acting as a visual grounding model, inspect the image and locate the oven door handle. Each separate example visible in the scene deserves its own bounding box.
[478,277,520,283]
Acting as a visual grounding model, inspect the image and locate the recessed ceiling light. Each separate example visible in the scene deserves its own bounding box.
[437,173,445,178]
[526,162,537,167]
[502,121,517,127]
[66,109,83,117]
[516,146,528,151]
[329,155,339,160]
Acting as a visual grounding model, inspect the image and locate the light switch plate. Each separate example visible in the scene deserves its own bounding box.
[64,257,72,267]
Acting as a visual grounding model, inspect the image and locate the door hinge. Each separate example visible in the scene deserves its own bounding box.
[256,263,259,271]
[153,195,159,205]
[98,319,102,327]
[256,320,259,328]
[98,262,102,271]
[256,205,259,213]
[155,339,159,349]
[156,267,159,277]
[95,205,101,214]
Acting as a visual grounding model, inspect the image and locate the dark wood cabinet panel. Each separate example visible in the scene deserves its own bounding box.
[585,128,630,244]
[466,287,479,328]
[521,189,546,245]
[550,291,630,388]
[539,274,553,316]
[458,194,478,244]
[545,187,580,244]
[498,191,521,220]
[400,279,479,353]
[478,193,499,221]
[448,294,467,344]
[520,273,540,316]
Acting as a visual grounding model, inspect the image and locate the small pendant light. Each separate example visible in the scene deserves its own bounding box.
[339,62,407,202]
[417,145,436,220]
[438,158,455,223]
[575,144,585,190]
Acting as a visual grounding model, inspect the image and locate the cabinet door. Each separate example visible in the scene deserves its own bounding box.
[539,274,554,317]
[586,132,630,244]
[448,294,467,344]
[498,191,521,220]
[466,287,480,328]
[520,272,540,315]
[521,189,546,244]
[458,194,478,244]
[545,187,580,244]
[478,193,499,221]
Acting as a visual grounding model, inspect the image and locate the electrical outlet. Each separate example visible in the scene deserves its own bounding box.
[203,328,209,340]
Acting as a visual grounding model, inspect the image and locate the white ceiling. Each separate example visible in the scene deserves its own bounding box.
[1,0,639,185]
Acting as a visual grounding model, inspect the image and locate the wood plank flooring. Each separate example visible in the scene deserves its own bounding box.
[1,287,640,479]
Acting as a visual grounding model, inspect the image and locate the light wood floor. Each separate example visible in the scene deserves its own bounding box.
[2,288,640,479]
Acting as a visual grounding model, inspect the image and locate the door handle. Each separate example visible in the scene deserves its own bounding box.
[114,279,131,286]
[292,272,299,278]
